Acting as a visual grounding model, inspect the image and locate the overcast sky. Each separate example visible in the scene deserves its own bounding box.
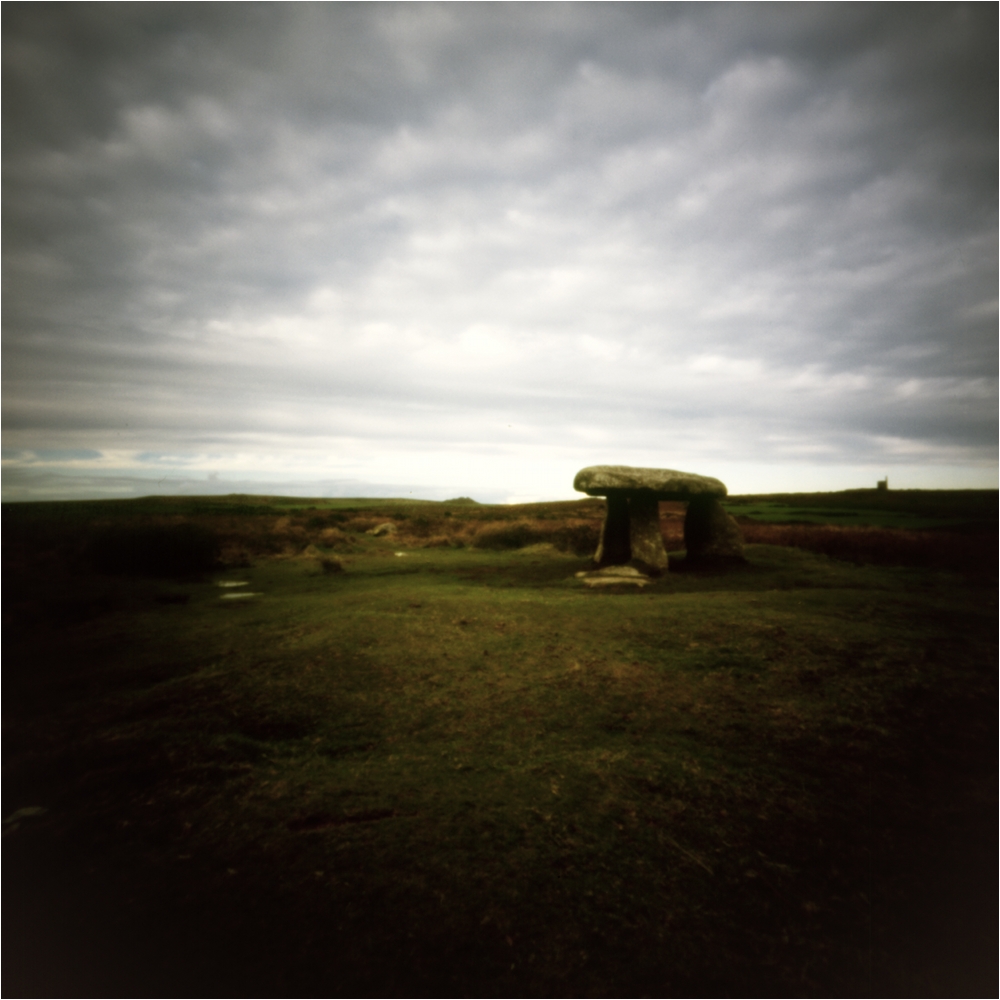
[3,3,997,502]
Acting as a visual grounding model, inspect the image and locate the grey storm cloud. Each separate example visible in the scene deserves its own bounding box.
[2,3,996,500]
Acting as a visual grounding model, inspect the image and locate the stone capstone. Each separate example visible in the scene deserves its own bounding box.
[573,465,727,499]
[573,464,743,573]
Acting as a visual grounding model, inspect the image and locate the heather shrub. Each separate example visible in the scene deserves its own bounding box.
[405,515,439,537]
[319,527,348,546]
[472,521,543,550]
[547,521,601,556]
[739,522,992,574]
[660,522,685,549]
[306,511,348,530]
[471,519,601,555]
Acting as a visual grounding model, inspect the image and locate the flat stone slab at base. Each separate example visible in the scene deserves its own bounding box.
[573,465,726,499]
[575,565,652,587]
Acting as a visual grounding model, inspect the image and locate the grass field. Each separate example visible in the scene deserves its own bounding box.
[723,500,968,531]
[3,493,997,996]
[724,488,997,531]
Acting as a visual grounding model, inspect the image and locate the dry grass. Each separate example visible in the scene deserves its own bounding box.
[213,510,607,560]
[2,494,992,579]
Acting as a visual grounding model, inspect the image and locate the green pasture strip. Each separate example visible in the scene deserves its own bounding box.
[4,536,994,994]
[726,488,997,525]
[720,501,969,530]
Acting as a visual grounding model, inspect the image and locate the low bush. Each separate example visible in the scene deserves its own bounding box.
[216,527,287,557]
[739,521,993,574]
[399,514,440,538]
[472,519,601,555]
[547,521,602,556]
[472,520,543,550]
[305,511,349,529]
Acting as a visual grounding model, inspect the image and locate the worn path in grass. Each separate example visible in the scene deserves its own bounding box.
[4,541,996,996]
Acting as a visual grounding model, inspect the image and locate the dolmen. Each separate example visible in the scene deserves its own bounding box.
[573,465,744,575]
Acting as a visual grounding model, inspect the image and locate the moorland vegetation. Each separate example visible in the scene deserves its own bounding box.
[3,490,996,996]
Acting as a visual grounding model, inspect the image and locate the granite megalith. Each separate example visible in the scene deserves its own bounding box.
[573,464,743,573]
[683,496,745,565]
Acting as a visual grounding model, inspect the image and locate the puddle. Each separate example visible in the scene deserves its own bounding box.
[216,581,249,588]
[220,592,263,600]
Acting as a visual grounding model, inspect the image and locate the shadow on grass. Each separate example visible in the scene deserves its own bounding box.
[3,504,996,996]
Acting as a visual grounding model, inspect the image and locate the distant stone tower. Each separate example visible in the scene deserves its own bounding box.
[877,477,888,491]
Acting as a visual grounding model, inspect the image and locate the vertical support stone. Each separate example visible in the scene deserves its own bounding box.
[594,492,631,566]
[684,497,745,564]
[628,491,669,574]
